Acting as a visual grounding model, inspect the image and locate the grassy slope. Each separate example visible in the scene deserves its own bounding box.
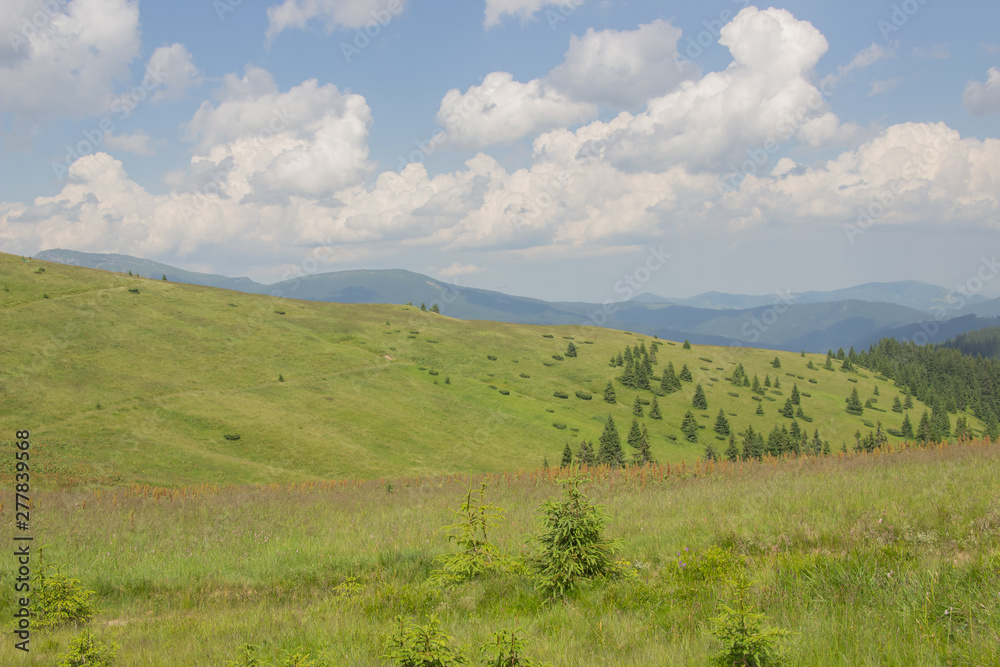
[0,442,997,665]
[0,252,982,487]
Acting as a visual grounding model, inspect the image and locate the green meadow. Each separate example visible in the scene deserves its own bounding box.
[0,252,974,488]
[1,252,998,666]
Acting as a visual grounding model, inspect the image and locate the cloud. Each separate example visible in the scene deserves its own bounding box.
[483,0,580,28]
[436,72,596,149]
[869,78,901,96]
[0,0,141,120]
[176,66,374,197]
[438,262,484,278]
[911,44,950,59]
[147,43,202,103]
[963,67,1000,115]
[546,20,698,109]
[104,130,158,155]
[820,42,892,89]
[266,0,408,42]
[593,7,857,171]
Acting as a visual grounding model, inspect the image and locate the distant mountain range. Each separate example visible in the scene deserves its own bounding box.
[35,248,1000,353]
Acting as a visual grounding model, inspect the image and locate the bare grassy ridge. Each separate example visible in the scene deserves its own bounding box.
[2,440,998,665]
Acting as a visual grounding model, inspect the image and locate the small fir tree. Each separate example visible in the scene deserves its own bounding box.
[649,395,662,419]
[681,411,699,443]
[633,395,644,417]
[679,364,693,382]
[603,380,617,404]
[692,383,708,410]
[714,409,730,436]
[565,342,577,357]
[597,416,625,467]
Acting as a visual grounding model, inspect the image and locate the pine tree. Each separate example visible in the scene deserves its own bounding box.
[917,410,933,443]
[795,405,806,419]
[807,360,815,369]
[773,377,781,389]
[985,413,1000,441]
[704,443,718,461]
[903,393,913,410]
[846,387,863,414]
[772,356,781,368]
[824,355,834,370]
[780,398,794,418]
[692,383,708,410]
[873,385,880,396]
[790,383,800,405]
[620,359,637,389]
[679,364,693,382]
[755,402,764,415]
[616,352,624,367]
[892,395,903,413]
[623,346,633,364]
[752,375,762,394]
[930,399,950,441]
[603,380,616,404]
[681,411,699,443]
[649,396,662,419]
[561,443,573,467]
[649,344,658,364]
[610,355,617,367]
[954,416,972,440]
[683,339,691,350]
[713,409,730,436]
[577,440,596,466]
[764,374,771,388]
[420,303,426,311]
[900,412,914,439]
[633,395,644,417]
[731,363,746,387]
[565,342,577,358]
[742,426,763,460]
[627,418,643,451]
[660,363,680,393]
[810,429,824,456]
[635,362,651,390]
[430,303,440,313]
[635,423,654,465]
[724,434,740,461]
[598,417,625,467]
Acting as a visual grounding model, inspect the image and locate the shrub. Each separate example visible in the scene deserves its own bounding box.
[33,550,95,627]
[58,630,117,667]
[127,287,140,294]
[574,391,592,400]
[480,629,549,667]
[541,334,554,338]
[551,355,564,361]
[224,434,241,441]
[519,373,531,378]
[487,355,497,361]
[429,483,514,586]
[553,391,568,399]
[383,615,467,666]
[274,309,285,315]
[532,476,619,597]
[498,389,510,395]
[428,370,439,376]
[552,423,567,430]
[709,576,791,667]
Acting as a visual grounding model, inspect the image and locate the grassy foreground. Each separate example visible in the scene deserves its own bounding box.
[2,439,998,665]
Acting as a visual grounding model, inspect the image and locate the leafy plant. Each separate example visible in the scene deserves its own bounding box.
[531,475,619,597]
[383,615,467,666]
[58,629,117,667]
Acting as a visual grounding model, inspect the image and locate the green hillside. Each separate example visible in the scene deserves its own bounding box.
[0,252,982,488]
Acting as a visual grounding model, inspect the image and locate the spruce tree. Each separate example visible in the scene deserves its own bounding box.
[616,352,624,367]
[565,341,577,357]
[824,355,834,370]
[692,383,708,410]
[683,339,691,350]
[724,434,740,461]
[577,440,596,466]
[846,387,863,414]
[764,374,771,388]
[713,409,730,436]
[903,393,913,410]
[917,410,933,443]
[660,363,680,393]
[636,362,651,390]
[704,443,718,461]
[772,356,781,368]
[773,377,781,389]
[781,398,794,418]
[633,395,644,417]
[681,411,699,442]
[604,380,616,404]
[900,412,914,439]
[930,399,950,441]
[624,346,633,364]
[679,364,693,382]
[755,401,764,415]
[649,396,662,419]
[752,375,762,395]
[597,417,625,467]
[892,395,903,413]
[635,423,654,465]
[790,383,800,405]
[742,426,763,460]
[627,418,643,451]
[985,413,1000,441]
[954,416,971,440]
[621,359,637,388]
[430,303,440,313]
[649,343,658,364]
[561,443,573,467]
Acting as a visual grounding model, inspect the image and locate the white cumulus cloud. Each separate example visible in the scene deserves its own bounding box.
[147,43,202,103]
[963,67,1000,115]
[104,130,158,155]
[266,0,408,42]
[483,0,580,28]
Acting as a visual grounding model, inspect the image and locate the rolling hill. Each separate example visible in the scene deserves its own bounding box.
[2,251,981,488]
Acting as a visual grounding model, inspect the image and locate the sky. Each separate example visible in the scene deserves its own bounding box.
[1,0,999,302]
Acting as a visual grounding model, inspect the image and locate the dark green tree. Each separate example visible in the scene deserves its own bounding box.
[742,426,764,460]
[846,387,863,414]
[565,342,577,358]
[790,383,800,405]
[603,380,616,404]
[755,402,764,415]
[824,354,834,370]
[772,356,781,368]
[891,395,903,413]
[780,398,794,418]
[561,443,573,467]
[917,410,933,443]
[634,423,654,465]
[692,383,708,410]
[752,375,763,395]
[660,362,680,393]
[430,303,440,313]
[598,417,625,467]
[633,395,644,417]
[679,364,693,382]
[903,393,913,410]
[985,413,1000,441]
[773,377,781,389]
[930,399,950,441]
[627,418,643,449]
[420,303,427,311]
[649,395,662,419]
[764,374,771,388]
[714,409,730,436]
[724,434,740,461]
[900,412,914,439]
[954,416,972,440]
[704,443,718,461]
[683,339,691,350]
[681,411,699,443]
[616,352,624,366]
[577,440,596,466]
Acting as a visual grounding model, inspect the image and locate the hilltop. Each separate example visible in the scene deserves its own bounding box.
[0,252,984,488]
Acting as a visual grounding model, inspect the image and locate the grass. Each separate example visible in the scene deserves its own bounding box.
[0,439,997,664]
[0,252,976,489]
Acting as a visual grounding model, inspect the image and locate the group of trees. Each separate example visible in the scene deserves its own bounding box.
[562,414,653,468]
[708,422,832,462]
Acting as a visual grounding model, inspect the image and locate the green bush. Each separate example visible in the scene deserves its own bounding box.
[33,551,95,627]
[531,476,619,597]
[498,389,510,395]
[383,615,467,666]
[429,484,516,586]
[519,373,530,378]
[480,629,549,667]
[552,391,568,399]
[224,434,241,441]
[487,355,497,361]
[58,630,117,667]
[574,391,592,400]
[709,576,791,667]
[552,423,567,430]
[551,355,564,361]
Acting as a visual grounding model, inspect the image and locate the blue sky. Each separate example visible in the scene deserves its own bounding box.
[1,0,999,302]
